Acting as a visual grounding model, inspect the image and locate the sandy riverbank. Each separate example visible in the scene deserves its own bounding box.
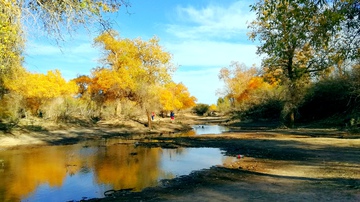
[1,114,359,201]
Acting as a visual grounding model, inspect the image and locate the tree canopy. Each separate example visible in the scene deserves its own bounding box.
[248,0,360,127]
[0,1,198,127]
[0,0,130,98]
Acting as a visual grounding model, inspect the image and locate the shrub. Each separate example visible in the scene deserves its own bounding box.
[298,77,352,122]
[192,103,210,116]
[243,98,284,120]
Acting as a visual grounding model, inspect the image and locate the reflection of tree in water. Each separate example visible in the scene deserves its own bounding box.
[0,142,193,201]
[179,130,196,136]
[93,144,162,191]
[0,145,84,201]
[157,148,188,181]
[161,147,187,158]
[79,165,91,174]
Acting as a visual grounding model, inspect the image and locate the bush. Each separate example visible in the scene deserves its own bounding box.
[192,103,210,116]
[298,77,353,123]
[217,97,232,114]
[243,98,284,121]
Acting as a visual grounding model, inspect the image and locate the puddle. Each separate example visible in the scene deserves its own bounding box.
[191,125,229,135]
[0,140,235,202]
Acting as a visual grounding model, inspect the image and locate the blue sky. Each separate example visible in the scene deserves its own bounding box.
[23,0,261,105]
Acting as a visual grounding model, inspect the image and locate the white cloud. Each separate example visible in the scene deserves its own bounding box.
[25,42,62,56]
[24,40,101,80]
[162,1,261,104]
[26,41,99,56]
[167,1,255,40]
[166,40,260,68]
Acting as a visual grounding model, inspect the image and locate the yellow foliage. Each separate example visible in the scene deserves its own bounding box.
[93,30,193,122]
[94,31,174,89]
[220,62,274,105]
[73,75,92,95]
[0,0,24,95]
[8,70,77,99]
[94,146,161,191]
[159,82,197,111]
[5,69,77,114]
[3,146,75,201]
[209,104,217,111]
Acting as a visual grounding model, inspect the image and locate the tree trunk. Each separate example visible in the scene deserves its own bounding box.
[146,109,152,129]
[286,80,297,128]
[288,110,295,128]
[114,99,121,116]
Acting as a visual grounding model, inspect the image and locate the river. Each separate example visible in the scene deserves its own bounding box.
[0,125,233,202]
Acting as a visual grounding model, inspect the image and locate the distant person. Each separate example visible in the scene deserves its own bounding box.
[170,111,175,122]
[151,112,155,121]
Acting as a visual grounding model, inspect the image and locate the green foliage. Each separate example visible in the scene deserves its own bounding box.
[291,64,360,129]
[0,92,23,121]
[350,65,360,96]
[298,77,352,122]
[248,0,359,127]
[0,91,24,132]
[192,103,210,116]
[243,98,284,121]
[217,97,232,114]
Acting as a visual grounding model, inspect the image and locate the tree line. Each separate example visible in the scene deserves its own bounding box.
[217,0,360,128]
[0,1,196,130]
[1,0,359,130]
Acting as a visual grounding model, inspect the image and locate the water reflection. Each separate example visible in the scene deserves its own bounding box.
[0,140,234,202]
[192,125,229,135]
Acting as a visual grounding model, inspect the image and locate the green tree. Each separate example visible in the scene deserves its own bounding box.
[331,0,360,76]
[249,0,345,127]
[192,104,210,116]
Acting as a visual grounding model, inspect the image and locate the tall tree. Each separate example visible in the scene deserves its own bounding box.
[0,0,24,97]
[249,0,345,127]
[94,31,175,128]
[331,0,360,75]
[219,62,271,108]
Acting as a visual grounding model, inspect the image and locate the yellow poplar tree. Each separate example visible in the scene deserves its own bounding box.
[0,0,24,97]
[6,70,77,115]
[219,62,274,110]
[0,0,130,122]
[94,30,175,128]
[159,82,197,112]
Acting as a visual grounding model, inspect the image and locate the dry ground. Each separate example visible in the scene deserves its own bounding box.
[1,114,360,201]
[87,129,360,202]
[0,113,199,148]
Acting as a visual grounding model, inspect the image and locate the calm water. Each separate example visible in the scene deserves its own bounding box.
[0,137,235,202]
[191,125,229,135]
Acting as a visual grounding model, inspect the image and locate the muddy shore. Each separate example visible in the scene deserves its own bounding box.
[86,130,360,202]
[0,113,201,148]
[1,114,360,201]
